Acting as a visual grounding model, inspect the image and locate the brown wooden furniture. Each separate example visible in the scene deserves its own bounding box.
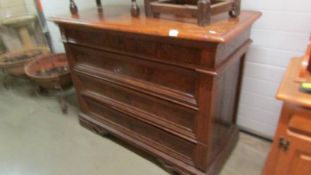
[298,35,311,82]
[131,0,140,17]
[69,0,240,26]
[69,0,78,15]
[262,57,311,175]
[144,0,241,26]
[50,5,260,175]
[96,0,102,8]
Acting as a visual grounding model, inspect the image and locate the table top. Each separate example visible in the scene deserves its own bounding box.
[277,57,311,108]
[49,5,261,43]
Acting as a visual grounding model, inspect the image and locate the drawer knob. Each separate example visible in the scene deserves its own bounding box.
[279,137,290,151]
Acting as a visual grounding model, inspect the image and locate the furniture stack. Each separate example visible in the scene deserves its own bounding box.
[69,0,241,26]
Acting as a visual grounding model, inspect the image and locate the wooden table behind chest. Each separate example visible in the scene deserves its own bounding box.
[51,6,260,175]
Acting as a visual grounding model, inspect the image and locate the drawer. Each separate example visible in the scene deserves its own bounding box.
[82,95,196,164]
[69,45,198,98]
[76,72,197,138]
[64,27,207,67]
[288,109,311,137]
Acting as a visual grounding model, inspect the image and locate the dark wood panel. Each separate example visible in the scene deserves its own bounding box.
[69,45,198,96]
[74,64,198,108]
[82,96,197,164]
[64,27,209,67]
[215,29,251,65]
[209,56,242,162]
[77,73,197,138]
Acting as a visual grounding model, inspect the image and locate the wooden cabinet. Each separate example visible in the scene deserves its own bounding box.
[51,6,260,175]
[263,58,311,175]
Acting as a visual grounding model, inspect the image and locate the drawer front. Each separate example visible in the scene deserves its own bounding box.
[77,72,197,136]
[82,95,196,163]
[288,107,311,137]
[69,45,198,97]
[64,27,205,66]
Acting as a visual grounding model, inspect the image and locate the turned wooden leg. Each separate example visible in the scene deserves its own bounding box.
[197,0,211,27]
[96,0,104,19]
[96,0,102,8]
[131,0,140,17]
[97,8,104,19]
[69,0,78,15]
[58,86,68,114]
[144,0,152,17]
[229,0,241,17]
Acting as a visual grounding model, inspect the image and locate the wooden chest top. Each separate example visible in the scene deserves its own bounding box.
[49,5,261,43]
[277,58,311,108]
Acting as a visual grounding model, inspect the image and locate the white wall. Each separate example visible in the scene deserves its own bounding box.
[41,0,93,52]
[238,0,311,138]
[41,0,311,138]
[23,0,36,14]
[41,0,130,52]
[0,0,28,20]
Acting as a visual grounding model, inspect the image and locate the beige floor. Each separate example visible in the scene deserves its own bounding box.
[0,76,271,175]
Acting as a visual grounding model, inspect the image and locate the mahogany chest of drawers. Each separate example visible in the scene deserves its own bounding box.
[51,6,260,175]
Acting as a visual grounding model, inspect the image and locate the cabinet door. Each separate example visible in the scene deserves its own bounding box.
[273,114,311,175]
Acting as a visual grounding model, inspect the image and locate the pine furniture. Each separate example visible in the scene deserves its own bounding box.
[263,38,311,175]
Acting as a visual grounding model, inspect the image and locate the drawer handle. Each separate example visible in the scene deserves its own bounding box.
[279,137,290,151]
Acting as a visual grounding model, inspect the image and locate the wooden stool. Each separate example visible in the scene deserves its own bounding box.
[144,0,241,26]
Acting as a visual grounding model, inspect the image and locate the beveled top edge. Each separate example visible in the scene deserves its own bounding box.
[277,57,311,108]
[49,5,261,43]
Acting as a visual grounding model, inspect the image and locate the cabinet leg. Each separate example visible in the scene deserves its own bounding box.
[229,0,241,17]
[197,0,211,26]
[144,0,156,17]
[131,0,140,17]
[96,0,102,8]
[69,0,78,15]
[59,88,68,114]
